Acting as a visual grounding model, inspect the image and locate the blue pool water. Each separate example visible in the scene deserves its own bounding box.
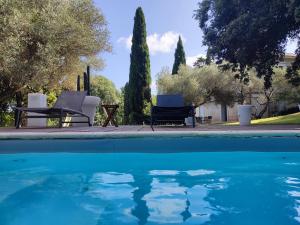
[0,135,300,225]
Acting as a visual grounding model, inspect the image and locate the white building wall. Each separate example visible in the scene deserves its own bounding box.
[227,103,239,121]
[196,102,239,122]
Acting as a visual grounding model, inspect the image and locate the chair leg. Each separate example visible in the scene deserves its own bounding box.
[14,110,17,127]
[150,117,154,131]
[59,110,63,128]
[192,116,195,128]
[15,110,22,129]
[88,117,92,127]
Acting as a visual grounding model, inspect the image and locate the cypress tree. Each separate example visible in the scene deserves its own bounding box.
[123,82,130,125]
[128,7,151,124]
[172,36,186,74]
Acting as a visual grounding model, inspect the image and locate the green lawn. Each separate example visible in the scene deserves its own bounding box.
[227,112,300,125]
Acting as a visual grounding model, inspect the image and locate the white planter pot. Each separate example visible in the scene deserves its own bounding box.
[185,117,194,126]
[72,96,100,127]
[238,104,252,126]
[27,93,47,127]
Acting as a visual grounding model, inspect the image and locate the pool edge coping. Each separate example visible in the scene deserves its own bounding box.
[0,130,300,140]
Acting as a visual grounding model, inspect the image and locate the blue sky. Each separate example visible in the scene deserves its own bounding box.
[94,0,204,92]
[94,0,297,92]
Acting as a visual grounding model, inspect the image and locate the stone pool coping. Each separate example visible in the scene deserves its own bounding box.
[0,129,300,140]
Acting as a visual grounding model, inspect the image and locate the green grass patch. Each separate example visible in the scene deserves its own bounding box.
[226,112,300,125]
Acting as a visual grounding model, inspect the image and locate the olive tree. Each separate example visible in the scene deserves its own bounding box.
[247,69,300,118]
[157,65,236,107]
[0,0,111,123]
[157,65,300,118]
[272,69,300,105]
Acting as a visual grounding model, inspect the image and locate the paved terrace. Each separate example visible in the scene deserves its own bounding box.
[0,124,299,139]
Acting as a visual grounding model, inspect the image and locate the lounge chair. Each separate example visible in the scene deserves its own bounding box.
[14,91,92,128]
[151,94,195,130]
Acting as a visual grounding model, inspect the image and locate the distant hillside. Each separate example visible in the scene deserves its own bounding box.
[227,112,300,125]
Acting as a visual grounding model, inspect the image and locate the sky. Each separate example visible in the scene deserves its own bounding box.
[94,0,297,92]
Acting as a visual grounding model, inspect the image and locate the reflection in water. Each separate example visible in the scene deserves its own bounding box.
[149,170,180,176]
[285,177,300,223]
[131,174,152,225]
[82,169,225,225]
[149,169,216,177]
[185,169,216,176]
[144,178,188,223]
[85,172,137,224]
[181,192,192,222]
[142,169,226,224]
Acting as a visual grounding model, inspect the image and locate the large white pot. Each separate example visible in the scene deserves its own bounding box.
[27,93,47,127]
[185,117,194,126]
[72,96,100,127]
[238,104,252,126]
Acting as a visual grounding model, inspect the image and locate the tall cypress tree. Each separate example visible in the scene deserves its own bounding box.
[128,7,151,124]
[172,36,186,74]
[123,82,130,125]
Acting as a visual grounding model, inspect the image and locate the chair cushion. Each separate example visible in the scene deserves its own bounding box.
[54,91,87,111]
[157,95,184,107]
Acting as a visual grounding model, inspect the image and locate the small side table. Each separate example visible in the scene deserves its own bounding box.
[101,104,119,127]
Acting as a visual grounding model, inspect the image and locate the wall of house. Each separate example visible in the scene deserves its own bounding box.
[227,103,239,121]
[250,93,295,117]
[197,98,296,123]
[278,54,296,68]
[250,93,269,118]
[196,102,239,122]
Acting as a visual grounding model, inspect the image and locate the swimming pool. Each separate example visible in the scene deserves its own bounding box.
[0,134,300,225]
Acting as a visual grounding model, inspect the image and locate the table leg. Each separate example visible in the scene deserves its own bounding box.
[111,109,118,127]
[102,108,111,127]
[102,109,111,127]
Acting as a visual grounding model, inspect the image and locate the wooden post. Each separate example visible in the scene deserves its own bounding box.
[83,72,87,92]
[14,91,22,127]
[77,75,81,91]
[87,65,90,95]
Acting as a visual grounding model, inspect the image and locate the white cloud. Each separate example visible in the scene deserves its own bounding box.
[117,35,132,49]
[147,31,184,55]
[186,53,205,67]
[117,31,185,55]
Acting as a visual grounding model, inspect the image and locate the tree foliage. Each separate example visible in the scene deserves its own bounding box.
[157,65,238,106]
[128,7,151,124]
[194,0,300,88]
[272,68,300,104]
[193,56,207,68]
[172,36,186,75]
[0,0,111,111]
[157,64,300,118]
[90,76,122,125]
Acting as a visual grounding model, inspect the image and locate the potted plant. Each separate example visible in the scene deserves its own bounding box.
[185,103,196,127]
[238,104,253,125]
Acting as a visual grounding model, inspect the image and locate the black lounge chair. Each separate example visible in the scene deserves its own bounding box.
[151,94,195,130]
[14,91,91,128]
